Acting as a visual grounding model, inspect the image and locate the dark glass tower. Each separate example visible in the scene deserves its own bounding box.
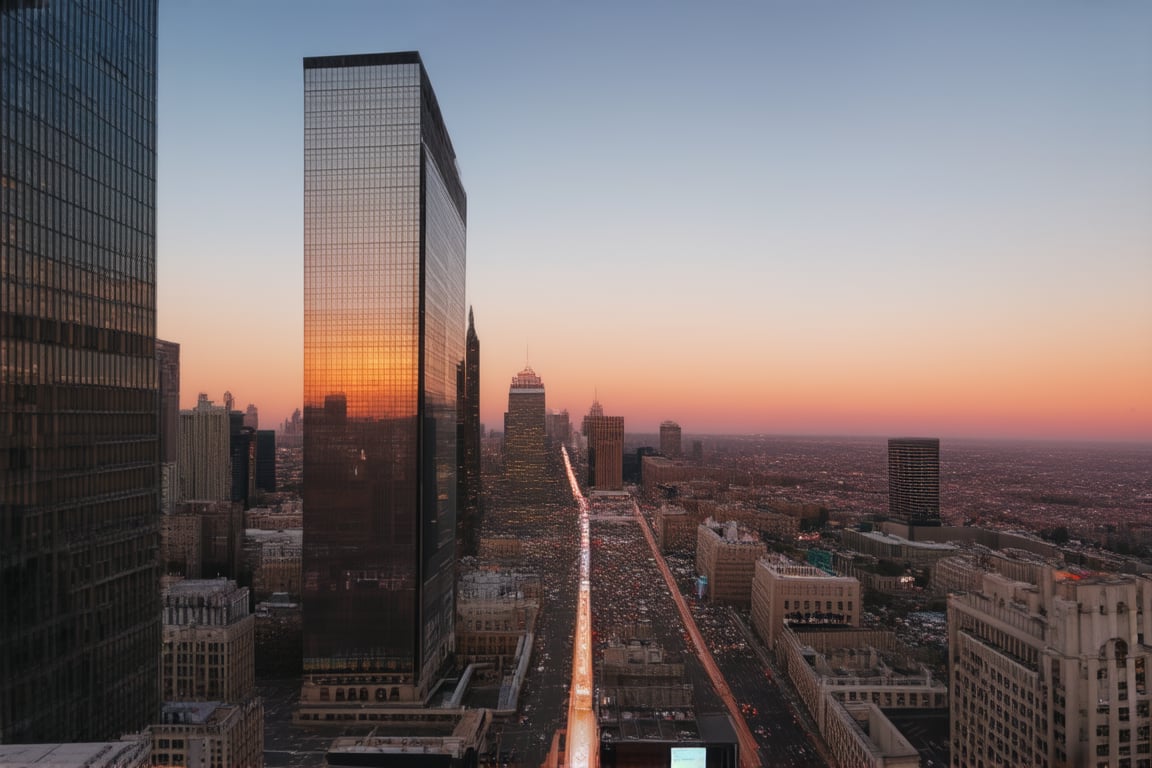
[0,0,160,742]
[887,437,941,527]
[456,308,481,558]
[503,366,546,487]
[302,52,466,702]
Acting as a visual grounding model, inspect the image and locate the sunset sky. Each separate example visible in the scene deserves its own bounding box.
[157,1,1152,441]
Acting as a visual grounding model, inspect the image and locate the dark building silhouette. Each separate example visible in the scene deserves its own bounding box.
[301,52,465,704]
[229,411,256,509]
[456,308,481,557]
[157,339,181,513]
[0,0,161,742]
[659,420,682,458]
[503,366,547,486]
[256,430,276,493]
[887,437,941,527]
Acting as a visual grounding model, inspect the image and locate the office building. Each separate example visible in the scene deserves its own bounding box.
[255,429,276,492]
[585,401,624,491]
[161,579,255,703]
[695,522,766,606]
[0,0,160,742]
[949,569,1152,768]
[659,420,682,458]
[503,365,546,485]
[157,340,180,514]
[242,404,258,430]
[546,409,571,446]
[151,700,262,768]
[228,411,255,507]
[887,437,940,527]
[301,51,466,704]
[178,395,231,502]
[457,308,481,557]
[750,558,860,647]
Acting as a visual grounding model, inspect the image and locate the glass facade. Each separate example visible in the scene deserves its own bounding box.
[302,52,466,700]
[887,437,941,526]
[0,0,160,741]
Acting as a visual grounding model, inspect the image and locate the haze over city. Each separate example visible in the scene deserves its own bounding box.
[157,0,1152,440]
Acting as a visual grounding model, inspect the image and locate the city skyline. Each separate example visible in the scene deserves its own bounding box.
[157,1,1152,441]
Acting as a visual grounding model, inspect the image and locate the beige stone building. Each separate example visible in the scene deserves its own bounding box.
[243,528,302,599]
[654,505,697,552]
[150,700,262,768]
[750,557,861,647]
[161,579,255,703]
[776,627,946,768]
[456,571,540,674]
[695,521,766,606]
[950,569,1152,768]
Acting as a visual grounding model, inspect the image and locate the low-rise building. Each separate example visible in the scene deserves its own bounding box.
[695,521,766,606]
[750,557,861,647]
[151,700,262,768]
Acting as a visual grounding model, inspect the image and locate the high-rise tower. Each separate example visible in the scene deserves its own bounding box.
[457,308,481,557]
[887,437,940,527]
[0,0,161,741]
[301,52,466,705]
[503,366,546,486]
[660,420,682,458]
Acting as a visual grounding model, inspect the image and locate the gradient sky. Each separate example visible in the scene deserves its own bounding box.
[157,1,1152,441]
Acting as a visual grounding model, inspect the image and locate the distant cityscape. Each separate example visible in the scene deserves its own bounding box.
[2,5,1152,768]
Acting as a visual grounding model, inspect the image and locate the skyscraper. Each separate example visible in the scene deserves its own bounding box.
[301,52,466,705]
[503,366,546,486]
[0,0,160,741]
[178,394,231,502]
[887,437,941,527]
[659,420,682,458]
[456,308,481,558]
[157,340,181,514]
[585,400,624,491]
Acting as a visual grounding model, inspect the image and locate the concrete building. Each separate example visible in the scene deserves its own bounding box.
[0,737,151,768]
[695,521,766,606]
[179,395,232,502]
[776,627,947,768]
[150,700,262,768]
[456,571,540,675]
[503,366,547,486]
[244,528,302,599]
[949,568,1152,768]
[161,579,255,703]
[659,420,682,458]
[750,558,861,647]
[887,437,940,527]
[161,512,202,578]
[654,505,698,553]
[324,710,491,768]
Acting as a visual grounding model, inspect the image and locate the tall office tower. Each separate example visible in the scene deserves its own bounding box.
[301,52,466,704]
[157,340,181,514]
[178,395,231,502]
[228,411,255,508]
[255,430,276,493]
[586,411,625,491]
[887,437,940,526]
[546,409,571,446]
[582,397,605,436]
[243,404,258,430]
[456,308,481,557]
[223,390,234,414]
[503,366,546,485]
[0,0,160,743]
[659,420,682,458]
[949,569,1152,768]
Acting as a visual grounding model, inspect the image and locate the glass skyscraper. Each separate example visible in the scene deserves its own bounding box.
[1,0,160,741]
[302,52,466,703]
